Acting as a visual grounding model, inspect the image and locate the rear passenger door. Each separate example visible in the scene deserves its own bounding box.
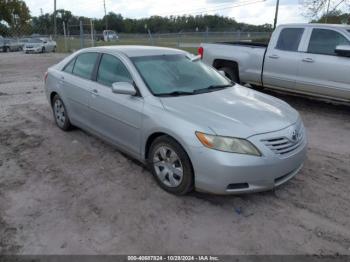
[89,53,144,157]
[296,28,350,100]
[61,52,99,126]
[263,27,305,90]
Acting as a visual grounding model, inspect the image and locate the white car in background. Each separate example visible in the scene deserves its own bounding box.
[103,30,119,41]
[23,38,56,53]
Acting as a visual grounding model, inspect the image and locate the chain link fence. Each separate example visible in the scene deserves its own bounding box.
[1,20,271,54]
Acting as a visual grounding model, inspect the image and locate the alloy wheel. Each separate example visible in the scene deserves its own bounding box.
[54,99,66,128]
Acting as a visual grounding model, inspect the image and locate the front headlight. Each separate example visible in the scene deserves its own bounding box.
[195,132,261,156]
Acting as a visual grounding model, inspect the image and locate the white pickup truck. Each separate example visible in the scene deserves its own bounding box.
[200,23,350,102]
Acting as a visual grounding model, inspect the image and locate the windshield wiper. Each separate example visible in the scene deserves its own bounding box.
[157,90,195,97]
[194,84,233,94]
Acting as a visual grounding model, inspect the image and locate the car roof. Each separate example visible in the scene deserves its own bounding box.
[82,45,187,57]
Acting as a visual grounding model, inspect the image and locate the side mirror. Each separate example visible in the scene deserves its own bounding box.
[335,45,350,57]
[112,82,136,96]
[218,70,226,76]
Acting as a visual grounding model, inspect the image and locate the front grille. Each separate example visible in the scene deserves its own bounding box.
[261,126,304,156]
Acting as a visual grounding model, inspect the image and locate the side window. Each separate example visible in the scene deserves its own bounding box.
[308,29,350,56]
[97,54,133,87]
[275,28,304,52]
[63,58,75,73]
[72,52,98,80]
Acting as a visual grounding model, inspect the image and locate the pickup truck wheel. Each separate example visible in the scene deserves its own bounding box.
[4,46,9,53]
[219,66,239,83]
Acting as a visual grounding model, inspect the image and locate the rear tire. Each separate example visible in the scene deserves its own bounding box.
[218,66,239,83]
[148,136,194,195]
[52,95,72,131]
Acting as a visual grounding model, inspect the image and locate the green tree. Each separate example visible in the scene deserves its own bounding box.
[303,0,350,21]
[0,0,31,36]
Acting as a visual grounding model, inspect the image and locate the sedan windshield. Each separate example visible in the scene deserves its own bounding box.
[28,38,43,43]
[131,54,232,96]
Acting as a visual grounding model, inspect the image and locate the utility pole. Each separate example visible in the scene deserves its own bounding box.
[273,0,280,30]
[104,0,108,30]
[325,0,331,23]
[54,0,57,37]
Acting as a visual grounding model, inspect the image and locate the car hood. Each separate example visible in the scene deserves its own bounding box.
[160,85,299,138]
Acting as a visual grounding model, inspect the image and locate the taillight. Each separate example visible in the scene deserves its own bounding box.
[44,71,48,83]
[198,47,204,59]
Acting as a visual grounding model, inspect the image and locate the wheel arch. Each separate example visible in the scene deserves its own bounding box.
[50,91,58,107]
[213,59,240,83]
[144,131,195,184]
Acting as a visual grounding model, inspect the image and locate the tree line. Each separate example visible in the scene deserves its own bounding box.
[15,10,274,36]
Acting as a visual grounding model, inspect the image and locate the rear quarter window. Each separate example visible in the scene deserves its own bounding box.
[63,58,76,73]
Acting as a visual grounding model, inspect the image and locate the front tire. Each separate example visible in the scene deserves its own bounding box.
[148,136,194,195]
[42,47,45,53]
[52,95,72,131]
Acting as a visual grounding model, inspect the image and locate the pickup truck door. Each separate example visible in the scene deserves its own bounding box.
[263,27,305,90]
[296,28,350,100]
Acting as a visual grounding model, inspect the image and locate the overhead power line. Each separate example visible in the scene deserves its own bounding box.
[155,0,266,17]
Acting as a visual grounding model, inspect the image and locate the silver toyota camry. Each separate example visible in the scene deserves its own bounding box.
[45,46,307,195]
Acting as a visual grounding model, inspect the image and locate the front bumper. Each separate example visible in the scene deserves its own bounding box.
[24,47,42,53]
[189,123,308,195]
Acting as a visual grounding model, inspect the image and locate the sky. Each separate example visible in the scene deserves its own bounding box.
[25,0,308,25]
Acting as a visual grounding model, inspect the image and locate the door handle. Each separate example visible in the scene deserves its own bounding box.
[302,58,314,63]
[268,54,279,59]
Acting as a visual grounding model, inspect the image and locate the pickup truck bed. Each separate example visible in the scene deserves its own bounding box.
[201,42,267,86]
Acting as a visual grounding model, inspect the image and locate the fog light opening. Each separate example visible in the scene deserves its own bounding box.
[227,183,249,190]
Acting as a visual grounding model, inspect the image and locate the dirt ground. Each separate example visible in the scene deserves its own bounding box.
[0,52,349,255]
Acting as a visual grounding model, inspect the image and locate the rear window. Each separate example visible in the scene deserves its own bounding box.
[72,53,98,80]
[275,28,304,52]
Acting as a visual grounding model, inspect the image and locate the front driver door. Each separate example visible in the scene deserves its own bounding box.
[89,53,144,157]
[263,27,305,90]
[297,28,350,100]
